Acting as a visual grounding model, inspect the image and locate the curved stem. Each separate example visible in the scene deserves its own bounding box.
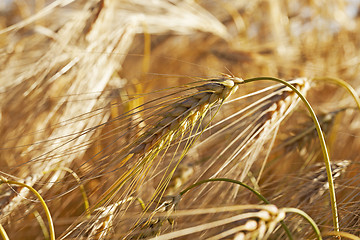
[0,178,55,240]
[242,77,339,233]
[45,167,90,218]
[33,210,50,240]
[180,178,293,240]
[312,77,360,112]
[0,224,9,240]
[283,208,322,240]
[180,178,266,201]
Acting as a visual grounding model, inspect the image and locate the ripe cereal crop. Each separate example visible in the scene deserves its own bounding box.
[1,1,360,239]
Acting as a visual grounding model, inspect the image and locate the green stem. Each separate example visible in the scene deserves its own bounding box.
[242,77,339,233]
[283,208,322,240]
[0,178,55,240]
[312,77,360,112]
[180,178,293,240]
[180,178,265,201]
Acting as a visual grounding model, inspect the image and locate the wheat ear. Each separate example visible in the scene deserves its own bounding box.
[130,76,243,156]
[187,78,309,204]
[60,197,134,240]
[85,76,244,238]
[243,76,339,233]
[96,76,243,200]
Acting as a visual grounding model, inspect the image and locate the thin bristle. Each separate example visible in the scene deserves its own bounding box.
[130,77,242,155]
[2,0,360,239]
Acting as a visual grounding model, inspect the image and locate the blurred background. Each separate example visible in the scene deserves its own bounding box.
[1,0,360,239]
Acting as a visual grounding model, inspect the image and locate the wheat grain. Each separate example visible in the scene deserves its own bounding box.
[106,77,243,208]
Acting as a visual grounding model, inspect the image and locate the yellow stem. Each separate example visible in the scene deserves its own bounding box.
[0,224,10,240]
[312,77,360,112]
[243,77,339,233]
[0,178,55,240]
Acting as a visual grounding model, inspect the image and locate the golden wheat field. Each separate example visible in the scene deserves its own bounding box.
[1,0,360,239]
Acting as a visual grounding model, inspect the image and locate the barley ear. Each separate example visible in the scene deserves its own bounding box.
[129,76,243,156]
[242,76,339,234]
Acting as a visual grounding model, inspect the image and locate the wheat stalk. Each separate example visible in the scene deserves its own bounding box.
[181,78,309,206]
[267,160,351,238]
[99,76,243,199]
[2,0,360,239]
[58,75,243,238]
[0,1,231,236]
